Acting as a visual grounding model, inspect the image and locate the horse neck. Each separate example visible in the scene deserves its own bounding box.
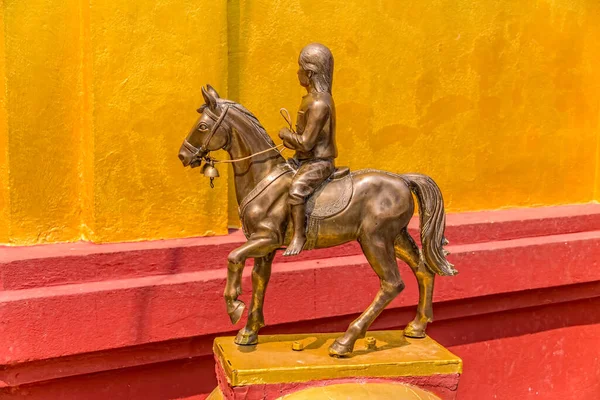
[226,112,285,205]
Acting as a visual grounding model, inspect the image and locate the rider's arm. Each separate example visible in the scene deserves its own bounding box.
[280,100,329,152]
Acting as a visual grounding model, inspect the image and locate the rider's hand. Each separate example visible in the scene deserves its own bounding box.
[279,127,292,140]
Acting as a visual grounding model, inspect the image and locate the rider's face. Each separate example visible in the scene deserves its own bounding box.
[297,64,310,87]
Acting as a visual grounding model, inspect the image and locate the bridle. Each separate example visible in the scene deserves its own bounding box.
[182,103,288,187]
[184,104,289,164]
[182,105,232,162]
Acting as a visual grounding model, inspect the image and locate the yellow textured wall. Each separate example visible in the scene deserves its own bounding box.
[88,0,229,242]
[0,0,230,245]
[2,0,83,243]
[229,0,600,220]
[0,0,599,244]
[0,0,8,242]
[596,104,600,200]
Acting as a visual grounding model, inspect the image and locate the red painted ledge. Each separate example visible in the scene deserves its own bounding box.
[1,203,599,291]
[2,229,599,366]
[1,203,600,394]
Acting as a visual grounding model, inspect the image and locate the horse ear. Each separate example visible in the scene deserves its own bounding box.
[202,86,217,111]
[206,84,220,99]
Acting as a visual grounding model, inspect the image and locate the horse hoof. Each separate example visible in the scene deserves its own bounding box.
[403,321,427,338]
[235,330,258,346]
[328,339,353,357]
[228,300,246,325]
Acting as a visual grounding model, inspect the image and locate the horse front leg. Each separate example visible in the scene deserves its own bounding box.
[235,251,275,345]
[224,236,279,325]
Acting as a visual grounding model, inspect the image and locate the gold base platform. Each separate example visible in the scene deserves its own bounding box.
[208,382,443,400]
[213,330,462,386]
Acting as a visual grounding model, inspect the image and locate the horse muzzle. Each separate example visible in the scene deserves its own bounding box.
[178,143,204,168]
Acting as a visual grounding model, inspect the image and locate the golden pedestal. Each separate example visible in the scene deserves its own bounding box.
[208,331,462,400]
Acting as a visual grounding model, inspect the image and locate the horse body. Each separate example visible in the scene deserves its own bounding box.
[178,86,455,356]
[243,170,415,249]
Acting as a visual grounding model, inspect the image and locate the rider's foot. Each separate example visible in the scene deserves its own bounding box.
[283,235,306,256]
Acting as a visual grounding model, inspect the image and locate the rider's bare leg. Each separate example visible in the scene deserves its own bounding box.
[283,203,307,256]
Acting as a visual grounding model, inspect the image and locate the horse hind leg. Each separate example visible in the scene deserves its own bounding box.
[395,228,435,338]
[329,234,405,357]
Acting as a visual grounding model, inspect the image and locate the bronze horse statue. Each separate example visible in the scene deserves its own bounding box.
[178,85,457,356]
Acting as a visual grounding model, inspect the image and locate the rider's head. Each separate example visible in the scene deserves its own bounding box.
[298,43,334,94]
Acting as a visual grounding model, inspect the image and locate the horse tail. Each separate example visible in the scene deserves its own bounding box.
[401,174,457,276]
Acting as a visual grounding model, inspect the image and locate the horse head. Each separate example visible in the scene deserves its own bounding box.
[178,84,230,169]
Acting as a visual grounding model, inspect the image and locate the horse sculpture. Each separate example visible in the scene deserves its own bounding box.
[178,85,457,357]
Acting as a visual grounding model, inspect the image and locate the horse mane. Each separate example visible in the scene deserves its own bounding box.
[205,99,277,148]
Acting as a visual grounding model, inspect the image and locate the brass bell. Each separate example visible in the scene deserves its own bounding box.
[202,163,220,178]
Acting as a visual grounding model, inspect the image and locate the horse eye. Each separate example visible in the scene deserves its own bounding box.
[198,123,208,131]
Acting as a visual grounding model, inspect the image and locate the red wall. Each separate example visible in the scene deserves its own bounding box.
[1,204,599,399]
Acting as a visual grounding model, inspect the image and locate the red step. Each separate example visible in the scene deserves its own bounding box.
[2,204,599,291]
[1,230,599,366]
[2,204,600,390]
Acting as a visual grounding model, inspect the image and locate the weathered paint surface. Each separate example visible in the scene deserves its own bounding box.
[0,0,8,243]
[0,0,229,244]
[0,0,600,243]
[87,1,229,242]
[2,0,84,243]
[230,0,600,220]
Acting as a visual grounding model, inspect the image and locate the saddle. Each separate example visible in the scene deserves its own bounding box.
[291,166,352,250]
[306,167,352,219]
[239,162,354,247]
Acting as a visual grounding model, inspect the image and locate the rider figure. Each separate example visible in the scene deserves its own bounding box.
[279,43,338,256]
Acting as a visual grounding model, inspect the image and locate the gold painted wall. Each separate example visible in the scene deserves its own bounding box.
[87,0,229,242]
[0,0,8,242]
[0,0,230,245]
[229,0,600,219]
[0,0,599,244]
[2,0,83,243]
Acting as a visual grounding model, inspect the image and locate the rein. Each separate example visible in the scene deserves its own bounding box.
[183,105,289,167]
[213,107,296,164]
[212,144,286,164]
